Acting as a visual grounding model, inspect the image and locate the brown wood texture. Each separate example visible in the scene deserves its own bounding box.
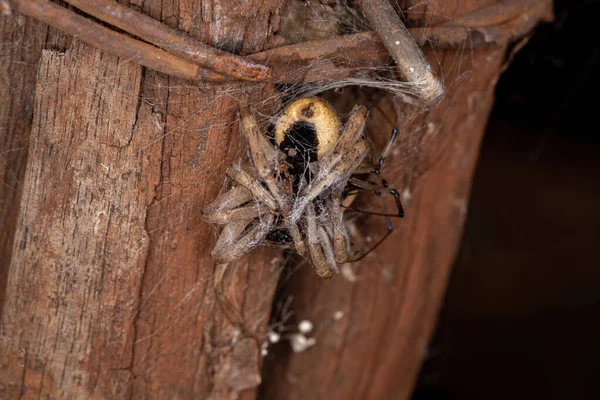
[0,0,548,399]
[0,1,282,399]
[259,1,519,399]
[260,50,504,399]
[0,8,63,319]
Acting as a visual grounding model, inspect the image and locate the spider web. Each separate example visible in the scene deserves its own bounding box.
[195,0,478,263]
[0,0,485,384]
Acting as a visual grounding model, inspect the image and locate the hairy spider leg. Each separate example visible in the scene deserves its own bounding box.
[289,140,370,225]
[304,200,338,278]
[226,165,278,210]
[211,213,275,264]
[202,185,254,225]
[239,105,288,212]
[330,186,351,263]
[203,184,276,263]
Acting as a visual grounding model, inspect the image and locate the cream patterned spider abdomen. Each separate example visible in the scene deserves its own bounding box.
[202,97,403,278]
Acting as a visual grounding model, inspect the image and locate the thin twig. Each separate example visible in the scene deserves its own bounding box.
[62,0,271,82]
[250,0,552,85]
[8,0,553,86]
[361,0,445,105]
[12,0,228,81]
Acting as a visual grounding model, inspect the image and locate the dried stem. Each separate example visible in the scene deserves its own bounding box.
[9,0,552,87]
[62,0,271,81]
[12,0,227,81]
[361,0,445,105]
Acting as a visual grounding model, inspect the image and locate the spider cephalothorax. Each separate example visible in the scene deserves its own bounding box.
[202,97,403,278]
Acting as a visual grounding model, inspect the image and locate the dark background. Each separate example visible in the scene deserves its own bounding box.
[413,0,600,398]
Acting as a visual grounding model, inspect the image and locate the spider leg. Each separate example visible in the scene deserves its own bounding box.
[204,185,253,212]
[290,139,370,225]
[202,185,267,225]
[330,189,350,263]
[304,201,338,278]
[204,203,271,225]
[213,261,262,348]
[288,224,306,256]
[349,207,394,263]
[346,177,404,217]
[239,105,288,211]
[211,213,275,264]
[353,126,399,174]
[318,226,337,273]
[373,127,399,175]
[226,165,278,210]
[333,104,368,155]
[240,106,281,166]
[344,180,400,261]
[213,262,244,328]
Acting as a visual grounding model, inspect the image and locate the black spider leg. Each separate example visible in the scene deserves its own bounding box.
[347,190,393,262]
[343,128,404,262]
[345,178,403,262]
[343,127,404,218]
[374,127,398,175]
[343,180,404,217]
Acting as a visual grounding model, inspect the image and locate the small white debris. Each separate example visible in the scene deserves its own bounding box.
[298,320,313,334]
[401,187,412,203]
[289,334,316,353]
[426,121,437,135]
[409,67,415,73]
[261,342,269,357]
[453,197,468,218]
[341,263,357,282]
[268,330,281,343]
[365,235,372,243]
[333,311,344,321]
[395,40,400,45]
[231,327,241,344]
[381,268,393,282]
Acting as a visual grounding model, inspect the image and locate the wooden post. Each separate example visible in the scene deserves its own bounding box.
[0,1,281,399]
[0,1,549,399]
[259,1,534,399]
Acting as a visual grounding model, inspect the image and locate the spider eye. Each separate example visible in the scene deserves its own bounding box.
[275,97,340,160]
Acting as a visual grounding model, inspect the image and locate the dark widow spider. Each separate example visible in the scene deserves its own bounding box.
[202,97,404,278]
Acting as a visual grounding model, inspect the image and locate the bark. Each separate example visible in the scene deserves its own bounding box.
[0,0,547,399]
[260,1,519,399]
[0,1,281,399]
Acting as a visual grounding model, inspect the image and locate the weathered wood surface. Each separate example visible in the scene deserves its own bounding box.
[260,1,523,399]
[0,1,281,399]
[0,8,68,319]
[0,0,548,399]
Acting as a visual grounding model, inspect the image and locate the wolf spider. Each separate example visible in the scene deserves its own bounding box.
[203,97,403,279]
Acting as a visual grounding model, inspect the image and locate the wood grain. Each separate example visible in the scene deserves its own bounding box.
[0,1,282,398]
[0,0,548,399]
[259,1,515,399]
[0,11,50,318]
